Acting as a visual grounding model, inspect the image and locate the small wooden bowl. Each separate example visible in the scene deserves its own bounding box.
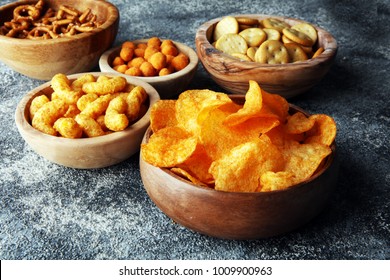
[99,39,199,99]
[0,0,119,80]
[140,95,339,239]
[15,72,160,169]
[195,14,338,98]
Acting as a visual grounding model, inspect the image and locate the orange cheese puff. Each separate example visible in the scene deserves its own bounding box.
[149,52,167,71]
[171,53,189,71]
[144,46,159,60]
[120,47,134,62]
[125,66,142,76]
[161,44,179,56]
[80,94,112,119]
[53,117,83,139]
[147,36,162,48]
[75,114,105,137]
[105,96,129,131]
[129,57,145,68]
[161,39,174,48]
[159,68,172,76]
[32,99,68,136]
[126,86,147,122]
[29,94,50,120]
[113,64,128,73]
[122,41,136,49]
[140,61,157,77]
[82,76,127,95]
[134,47,145,58]
[51,73,83,105]
[136,43,147,49]
[112,56,125,67]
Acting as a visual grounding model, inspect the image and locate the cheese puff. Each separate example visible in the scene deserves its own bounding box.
[125,66,142,76]
[32,99,69,136]
[53,117,83,139]
[64,104,81,118]
[71,74,96,91]
[75,114,105,137]
[129,57,145,68]
[96,115,108,131]
[29,94,50,121]
[51,73,83,105]
[161,39,174,48]
[171,53,189,71]
[134,47,145,58]
[80,94,112,119]
[149,52,167,71]
[77,93,98,111]
[136,43,147,49]
[144,46,159,60]
[159,67,172,76]
[140,61,156,77]
[126,86,147,122]
[112,56,125,67]
[161,44,178,56]
[82,76,127,95]
[122,41,136,49]
[97,76,110,83]
[120,47,134,62]
[147,37,162,48]
[113,64,128,74]
[105,96,129,131]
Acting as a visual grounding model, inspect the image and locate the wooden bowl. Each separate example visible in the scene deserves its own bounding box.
[99,39,199,99]
[140,95,339,239]
[195,14,338,98]
[0,0,119,80]
[15,72,160,169]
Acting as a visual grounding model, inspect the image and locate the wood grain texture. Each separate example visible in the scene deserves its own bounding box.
[140,95,339,240]
[195,14,338,98]
[15,72,160,169]
[0,0,119,80]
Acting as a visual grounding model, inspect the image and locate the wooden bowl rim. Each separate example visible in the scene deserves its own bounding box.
[0,0,119,45]
[15,72,160,146]
[99,39,199,82]
[195,13,338,69]
[141,94,337,196]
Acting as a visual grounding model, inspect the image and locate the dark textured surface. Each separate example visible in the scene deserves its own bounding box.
[0,0,389,260]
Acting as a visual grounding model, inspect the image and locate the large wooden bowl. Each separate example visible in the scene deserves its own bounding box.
[99,39,199,99]
[140,95,339,239]
[15,72,160,169]
[195,14,338,98]
[0,0,119,80]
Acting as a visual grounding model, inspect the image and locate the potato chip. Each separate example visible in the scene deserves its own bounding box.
[175,89,232,135]
[304,114,337,146]
[281,141,332,184]
[170,168,210,187]
[260,171,295,192]
[150,100,177,133]
[141,126,198,167]
[285,111,315,134]
[209,135,284,192]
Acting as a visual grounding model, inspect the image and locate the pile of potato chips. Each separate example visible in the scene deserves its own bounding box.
[141,80,336,192]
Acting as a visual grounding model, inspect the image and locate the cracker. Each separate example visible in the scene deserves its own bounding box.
[292,22,318,44]
[246,46,258,61]
[282,28,314,47]
[239,27,267,47]
[213,16,239,42]
[231,53,252,61]
[236,17,259,26]
[254,40,289,64]
[261,18,290,32]
[284,43,308,62]
[263,28,281,41]
[215,33,248,55]
[312,47,324,58]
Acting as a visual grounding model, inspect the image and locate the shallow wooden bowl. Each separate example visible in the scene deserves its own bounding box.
[15,72,160,169]
[195,14,338,98]
[99,39,199,99]
[140,95,339,239]
[0,0,119,80]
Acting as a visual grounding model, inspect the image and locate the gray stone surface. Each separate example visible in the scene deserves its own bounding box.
[0,0,389,260]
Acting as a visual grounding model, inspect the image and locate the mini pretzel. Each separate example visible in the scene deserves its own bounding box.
[13,5,41,21]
